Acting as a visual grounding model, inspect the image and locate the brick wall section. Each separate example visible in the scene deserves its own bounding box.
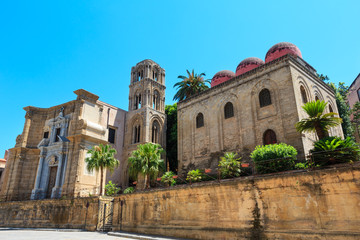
[0,197,99,231]
[111,165,360,240]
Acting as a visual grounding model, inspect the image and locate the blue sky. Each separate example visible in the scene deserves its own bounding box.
[1,0,359,155]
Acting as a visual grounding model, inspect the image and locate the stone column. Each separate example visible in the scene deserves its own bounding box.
[31,153,45,200]
[21,111,33,148]
[51,153,64,198]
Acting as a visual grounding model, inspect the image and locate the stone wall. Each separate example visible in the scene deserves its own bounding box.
[0,197,99,231]
[111,165,360,240]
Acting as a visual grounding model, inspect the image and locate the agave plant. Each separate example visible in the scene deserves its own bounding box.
[160,171,176,186]
[218,152,242,178]
[186,169,203,183]
[310,137,360,166]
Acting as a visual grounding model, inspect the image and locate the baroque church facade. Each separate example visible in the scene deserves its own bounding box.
[0,42,343,201]
[0,59,166,201]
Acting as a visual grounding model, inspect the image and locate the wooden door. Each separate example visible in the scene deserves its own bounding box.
[46,166,57,198]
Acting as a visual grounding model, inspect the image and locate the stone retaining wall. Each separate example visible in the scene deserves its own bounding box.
[0,197,99,231]
[112,165,360,239]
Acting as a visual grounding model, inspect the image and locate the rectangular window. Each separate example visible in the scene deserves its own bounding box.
[357,89,360,101]
[54,128,61,142]
[108,127,116,144]
[43,131,49,139]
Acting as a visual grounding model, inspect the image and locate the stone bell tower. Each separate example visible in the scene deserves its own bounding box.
[123,59,166,183]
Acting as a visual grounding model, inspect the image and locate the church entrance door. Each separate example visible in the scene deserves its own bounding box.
[46,166,57,198]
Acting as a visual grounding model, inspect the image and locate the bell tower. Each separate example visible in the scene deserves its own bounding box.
[123,59,166,182]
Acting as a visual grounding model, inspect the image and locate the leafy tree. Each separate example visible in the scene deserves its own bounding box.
[128,143,165,189]
[328,82,354,139]
[218,152,242,178]
[85,144,119,196]
[351,102,360,137]
[318,73,329,81]
[173,69,210,101]
[165,103,178,172]
[105,181,121,196]
[296,100,342,139]
[161,171,176,186]
[318,74,353,139]
[250,143,297,174]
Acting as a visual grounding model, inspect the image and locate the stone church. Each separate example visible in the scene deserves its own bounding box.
[0,59,166,201]
[177,42,343,175]
[0,42,343,201]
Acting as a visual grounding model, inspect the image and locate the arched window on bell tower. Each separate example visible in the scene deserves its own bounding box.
[153,90,160,110]
[133,125,141,143]
[134,92,142,110]
[151,120,160,143]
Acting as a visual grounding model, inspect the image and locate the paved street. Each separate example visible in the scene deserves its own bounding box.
[0,229,129,240]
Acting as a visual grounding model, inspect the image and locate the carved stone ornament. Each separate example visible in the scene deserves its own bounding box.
[16,134,22,145]
[49,156,59,166]
[25,110,33,119]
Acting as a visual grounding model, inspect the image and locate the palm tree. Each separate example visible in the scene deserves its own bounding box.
[128,143,165,189]
[173,69,210,101]
[85,144,119,196]
[295,100,342,139]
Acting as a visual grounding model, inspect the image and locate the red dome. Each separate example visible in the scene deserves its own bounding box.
[211,70,235,87]
[265,42,302,63]
[235,57,264,76]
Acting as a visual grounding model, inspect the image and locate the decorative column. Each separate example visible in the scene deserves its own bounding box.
[21,111,33,148]
[51,153,64,198]
[31,152,46,200]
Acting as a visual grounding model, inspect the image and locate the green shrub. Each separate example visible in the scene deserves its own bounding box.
[310,137,360,166]
[186,169,203,183]
[123,187,135,194]
[105,181,121,196]
[294,162,309,169]
[218,152,242,178]
[161,171,176,186]
[250,143,297,174]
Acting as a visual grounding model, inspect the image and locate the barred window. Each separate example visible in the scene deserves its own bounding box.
[263,129,277,145]
[196,113,204,128]
[259,89,272,107]
[108,127,116,144]
[224,102,234,119]
[43,131,49,139]
[300,86,308,103]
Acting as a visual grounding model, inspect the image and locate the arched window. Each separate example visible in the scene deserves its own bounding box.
[263,129,277,145]
[133,125,141,143]
[300,86,308,103]
[134,93,141,110]
[259,89,272,107]
[153,90,160,110]
[153,71,158,81]
[315,96,319,101]
[224,102,234,119]
[196,113,204,128]
[151,121,160,143]
[329,104,333,113]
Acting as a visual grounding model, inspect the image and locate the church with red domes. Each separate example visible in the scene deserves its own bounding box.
[177,42,343,175]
